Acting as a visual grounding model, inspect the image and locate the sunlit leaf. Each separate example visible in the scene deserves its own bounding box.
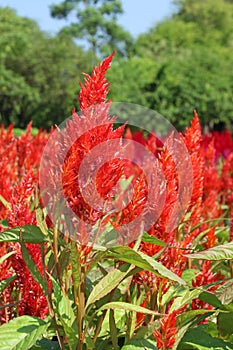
[51,276,78,349]
[178,324,233,350]
[0,316,50,350]
[86,264,131,310]
[0,250,16,264]
[216,280,233,305]
[184,242,233,260]
[0,225,46,243]
[99,301,163,316]
[141,232,166,246]
[109,246,185,285]
[121,339,158,349]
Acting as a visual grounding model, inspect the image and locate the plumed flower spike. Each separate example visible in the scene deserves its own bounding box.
[78,51,116,110]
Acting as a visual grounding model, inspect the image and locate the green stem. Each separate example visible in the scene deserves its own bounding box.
[71,241,85,349]
[53,227,66,295]
[92,288,115,343]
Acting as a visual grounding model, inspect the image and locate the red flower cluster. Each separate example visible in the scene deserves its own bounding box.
[0,124,48,322]
[0,53,232,349]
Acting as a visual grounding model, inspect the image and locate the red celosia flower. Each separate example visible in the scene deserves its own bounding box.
[0,123,48,322]
[78,51,116,110]
[135,298,147,329]
[153,308,183,350]
[182,111,205,228]
[202,130,233,160]
[60,52,151,244]
[10,247,49,319]
[192,261,225,313]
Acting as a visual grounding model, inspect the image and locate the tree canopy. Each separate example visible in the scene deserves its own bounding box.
[109,0,233,130]
[0,7,92,128]
[50,0,133,57]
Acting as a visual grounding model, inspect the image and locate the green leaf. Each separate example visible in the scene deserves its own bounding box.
[98,309,126,338]
[178,324,233,350]
[120,175,133,191]
[216,280,233,305]
[170,288,202,312]
[99,301,163,316]
[199,291,224,309]
[51,276,78,349]
[0,225,46,243]
[70,241,80,293]
[35,207,48,236]
[0,274,17,293]
[20,237,48,296]
[0,194,11,211]
[121,339,158,349]
[217,311,233,337]
[178,309,215,327]
[182,269,199,285]
[85,264,131,310]
[109,246,185,285]
[0,250,16,264]
[31,338,60,349]
[59,247,71,275]
[109,309,119,350]
[184,242,233,260]
[0,316,50,350]
[141,232,166,246]
[0,219,8,228]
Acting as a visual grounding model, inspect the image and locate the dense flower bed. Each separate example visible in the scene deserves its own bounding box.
[0,53,233,349]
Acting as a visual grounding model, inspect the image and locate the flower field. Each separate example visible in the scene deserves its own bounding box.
[0,53,233,349]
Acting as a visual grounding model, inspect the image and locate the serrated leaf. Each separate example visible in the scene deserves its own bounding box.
[0,274,17,293]
[0,316,50,350]
[99,301,163,316]
[0,225,46,243]
[85,264,131,310]
[184,242,233,260]
[109,246,185,285]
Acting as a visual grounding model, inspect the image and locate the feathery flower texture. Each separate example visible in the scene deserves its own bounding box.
[0,52,232,349]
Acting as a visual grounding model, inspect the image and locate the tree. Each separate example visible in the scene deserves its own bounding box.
[112,0,233,130]
[50,0,134,57]
[0,7,92,128]
[173,0,233,47]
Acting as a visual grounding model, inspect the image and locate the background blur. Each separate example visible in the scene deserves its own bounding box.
[0,0,232,130]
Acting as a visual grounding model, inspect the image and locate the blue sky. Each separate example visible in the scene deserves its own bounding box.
[0,0,174,37]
